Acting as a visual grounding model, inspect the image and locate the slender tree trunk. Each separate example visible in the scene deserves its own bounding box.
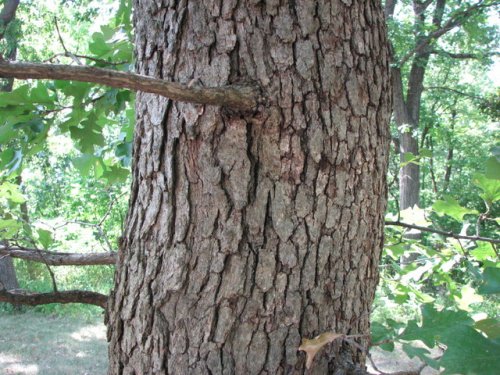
[389,0,446,241]
[107,1,391,374]
[0,255,18,291]
[0,0,20,297]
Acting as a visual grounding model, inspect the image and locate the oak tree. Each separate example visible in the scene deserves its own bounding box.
[105,1,391,373]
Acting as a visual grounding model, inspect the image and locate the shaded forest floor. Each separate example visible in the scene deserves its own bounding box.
[0,311,437,374]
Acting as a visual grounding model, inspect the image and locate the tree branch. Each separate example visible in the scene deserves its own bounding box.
[0,246,117,266]
[430,49,499,59]
[0,288,108,308]
[398,1,500,67]
[385,221,500,244]
[424,86,488,102]
[0,61,260,110]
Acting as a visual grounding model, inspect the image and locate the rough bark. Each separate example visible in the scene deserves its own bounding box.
[107,1,391,374]
[0,246,117,266]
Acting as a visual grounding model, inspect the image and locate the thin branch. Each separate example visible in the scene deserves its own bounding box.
[0,246,116,266]
[51,219,114,253]
[54,17,81,65]
[0,288,107,308]
[44,52,129,66]
[424,85,486,102]
[0,61,260,110]
[385,221,500,245]
[98,191,127,227]
[430,49,499,59]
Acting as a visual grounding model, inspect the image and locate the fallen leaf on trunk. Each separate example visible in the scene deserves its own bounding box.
[298,332,344,369]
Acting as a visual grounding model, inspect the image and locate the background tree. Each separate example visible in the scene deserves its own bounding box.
[386,0,498,221]
[0,0,20,295]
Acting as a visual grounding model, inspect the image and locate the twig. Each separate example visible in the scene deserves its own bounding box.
[24,237,59,292]
[44,52,129,66]
[54,17,82,65]
[98,191,127,227]
[385,221,500,245]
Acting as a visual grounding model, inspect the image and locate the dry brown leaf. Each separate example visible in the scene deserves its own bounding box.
[298,332,344,369]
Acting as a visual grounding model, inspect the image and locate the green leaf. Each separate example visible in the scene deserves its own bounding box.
[37,228,53,249]
[102,164,129,184]
[472,173,500,204]
[419,148,433,158]
[432,196,478,222]
[0,122,17,144]
[0,219,22,237]
[0,149,22,176]
[441,325,500,375]
[370,321,395,352]
[471,242,497,261]
[478,267,500,295]
[0,182,26,203]
[401,343,439,369]
[72,154,99,177]
[400,304,473,348]
[30,82,52,103]
[69,122,105,153]
[0,85,31,106]
[485,156,500,180]
[475,318,500,339]
[401,152,420,166]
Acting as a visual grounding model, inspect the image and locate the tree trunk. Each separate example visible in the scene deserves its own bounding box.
[0,0,20,299]
[107,1,391,374]
[0,255,19,291]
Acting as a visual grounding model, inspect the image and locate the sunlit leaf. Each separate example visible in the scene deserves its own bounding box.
[471,242,497,261]
[432,196,478,222]
[37,228,54,249]
[454,285,483,311]
[400,205,430,227]
[472,173,500,204]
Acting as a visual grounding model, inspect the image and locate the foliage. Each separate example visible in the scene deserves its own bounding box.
[0,0,133,315]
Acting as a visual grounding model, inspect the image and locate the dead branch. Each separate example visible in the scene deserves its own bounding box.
[0,60,260,110]
[0,246,117,266]
[0,288,108,308]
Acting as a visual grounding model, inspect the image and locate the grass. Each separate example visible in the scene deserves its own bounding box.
[0,310,108,375]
